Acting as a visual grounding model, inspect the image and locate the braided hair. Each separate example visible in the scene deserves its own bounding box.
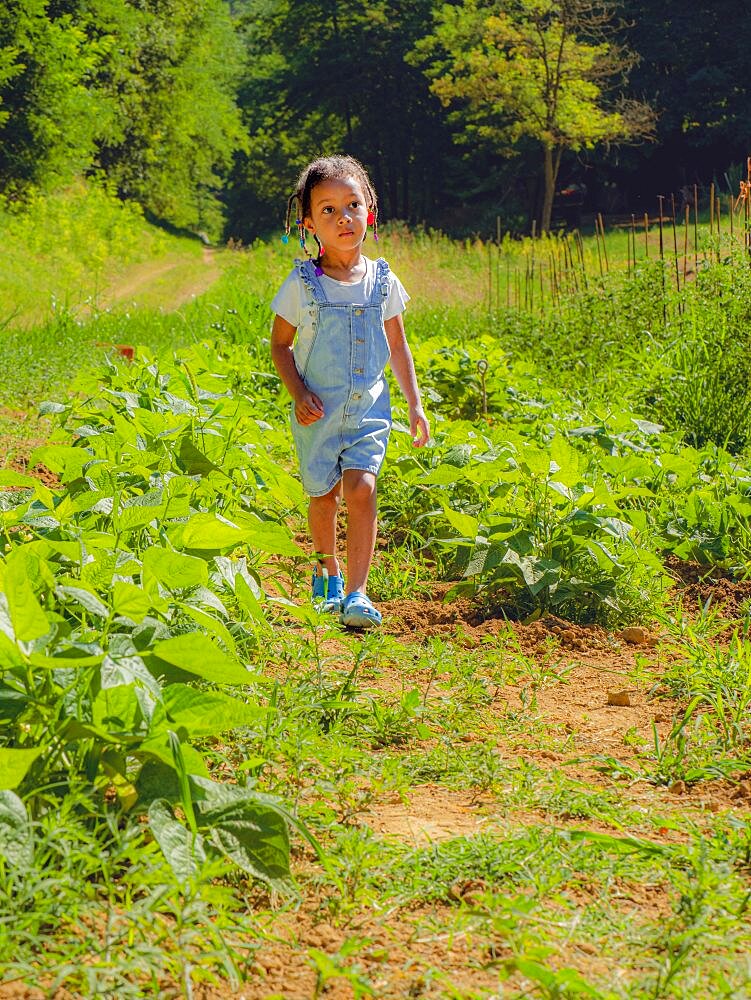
[283,155,379,263]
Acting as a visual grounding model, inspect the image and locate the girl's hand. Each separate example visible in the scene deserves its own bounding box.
[410,406,430,447]
[295,390,325,425]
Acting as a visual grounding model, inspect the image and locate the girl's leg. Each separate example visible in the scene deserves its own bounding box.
[342,469,377,594]
[308,480,343,577]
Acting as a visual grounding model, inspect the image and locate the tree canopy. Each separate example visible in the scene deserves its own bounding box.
[0,0,747,238]
[413,0,654,230]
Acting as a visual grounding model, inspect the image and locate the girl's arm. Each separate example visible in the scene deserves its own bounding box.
[385,313,430,447]
[270,314,324,425]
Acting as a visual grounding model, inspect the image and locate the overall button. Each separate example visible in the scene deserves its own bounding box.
[354,308,363,316]
[355,338,364,344]
[352,392,361,400]
[354,367,363,375]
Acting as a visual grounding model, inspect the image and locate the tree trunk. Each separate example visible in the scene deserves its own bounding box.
[541,143,555,233]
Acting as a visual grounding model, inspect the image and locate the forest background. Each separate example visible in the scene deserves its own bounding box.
[0,0,747,242]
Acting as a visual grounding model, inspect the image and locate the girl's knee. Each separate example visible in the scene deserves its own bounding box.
[343,471,377,506]
[310,483,341,513]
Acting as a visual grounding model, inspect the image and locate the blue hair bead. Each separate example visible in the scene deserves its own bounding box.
[281,234,289,244]
[314,265,324,276]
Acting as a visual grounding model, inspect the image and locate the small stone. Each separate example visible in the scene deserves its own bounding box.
[607,690,632,707]
[449,878,487,903]
[620,626,648,645]
[669,779,687,795]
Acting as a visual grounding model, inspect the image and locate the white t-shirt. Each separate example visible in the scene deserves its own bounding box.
[271,256,410,331]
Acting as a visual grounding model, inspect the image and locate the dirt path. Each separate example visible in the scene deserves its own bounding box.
[98,245,221,312]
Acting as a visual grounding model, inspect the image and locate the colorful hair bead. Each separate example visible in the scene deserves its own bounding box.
[367,211,375,226]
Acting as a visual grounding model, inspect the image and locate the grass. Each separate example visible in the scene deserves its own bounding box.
[3,186,751,995]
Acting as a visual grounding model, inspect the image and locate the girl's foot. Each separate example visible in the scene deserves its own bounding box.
[311,572,345,613]
[340,591,382,629]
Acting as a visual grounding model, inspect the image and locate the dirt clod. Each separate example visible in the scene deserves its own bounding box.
[619,627,649,645]
[669,780,687,795]
[607,690,632,707]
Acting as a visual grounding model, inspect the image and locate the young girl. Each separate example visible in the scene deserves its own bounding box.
[270,155,430,629]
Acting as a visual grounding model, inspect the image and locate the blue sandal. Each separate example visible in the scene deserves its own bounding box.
[311,572,345,613]
[340,591,382,629]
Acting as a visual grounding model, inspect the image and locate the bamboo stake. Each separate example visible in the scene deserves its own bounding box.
[670,193,680,291]
[683,204,689,282]
[487,240,493,322]
[594,217,604,277]
[644,212,650,258]
[693,184,699,270]
[597,213,609,272]
[496,216,501,316]
[657,195,666,324]
[575,230,589,291]
[657,195,665,263]
[729,193,734,241]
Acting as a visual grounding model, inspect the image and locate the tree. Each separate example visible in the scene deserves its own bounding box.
[95,0,246,235]
[413,0,654,231]
[0,0,113,193]
[227,0,452,240]
[616,0,751,199]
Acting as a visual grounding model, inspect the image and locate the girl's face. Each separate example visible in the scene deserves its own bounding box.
[304,177,369,254]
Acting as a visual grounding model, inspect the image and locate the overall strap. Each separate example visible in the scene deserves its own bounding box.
[294,258,327,304]
[368,257,392,307]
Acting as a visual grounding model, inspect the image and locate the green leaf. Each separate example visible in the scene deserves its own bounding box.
[116,503,164,532]
[201,796,291,885]
[0,684,27,722]
[151,634,256,686]
[142,546,208,590]
[29,445,91,483]
[2,563,50,641]
[0,748,43,790]
[178,436,221,476]
[148,798,206,883]
[235,573,267,623]
[178,512,302,556]
[150,684,261,739]
[101,644,162,703]
[149,797,206,879]
[0,791,33,868]
[138,736,209,778]
[112,581,153,623]
[0,470,54,510]
[93,684,143,734]
[181,604,237,655]
[136,759,181,806]
[56,584,109,618]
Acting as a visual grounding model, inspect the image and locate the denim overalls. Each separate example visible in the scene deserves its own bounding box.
[291,257,393,496]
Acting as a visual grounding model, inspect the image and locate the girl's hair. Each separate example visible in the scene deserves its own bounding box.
[284,155,378,260]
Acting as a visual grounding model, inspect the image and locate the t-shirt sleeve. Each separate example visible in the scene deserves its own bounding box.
[384,271,410,321]
[270,269,302,327]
